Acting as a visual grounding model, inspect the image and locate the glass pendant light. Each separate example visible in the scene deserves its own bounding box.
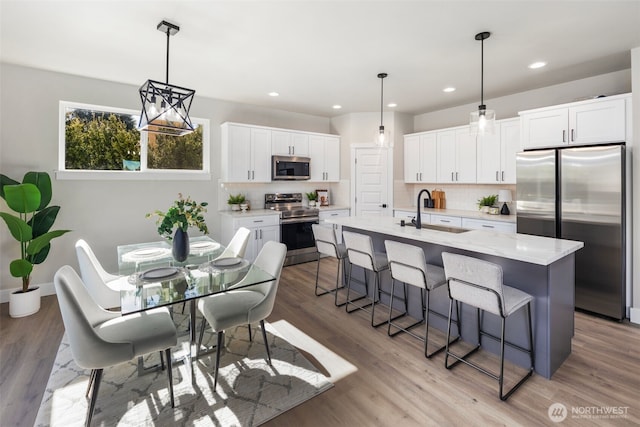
[138,20,196,136]
[376,72,391,147]
[470,31,495,135]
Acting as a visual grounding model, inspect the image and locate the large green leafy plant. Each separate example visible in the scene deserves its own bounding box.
[147,193,209,240]
[0,172,71,292]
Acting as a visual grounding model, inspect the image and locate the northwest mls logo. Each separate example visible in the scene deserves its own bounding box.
[548,403,568,422]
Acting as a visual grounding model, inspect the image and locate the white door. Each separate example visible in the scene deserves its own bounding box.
[354,148,390,217]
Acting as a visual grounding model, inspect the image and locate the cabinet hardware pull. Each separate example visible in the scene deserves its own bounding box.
[255,230,259,239]
[260,229,263,239]
[501,171,504,181]
[252,170,255,180]
[254,220,264,223]
[482,225,494,228]
[456,172,459,181]
[562,130,566,142]
[416,173,419,181]
[247,170,251,180]
[571,129,574,142]
[496,171,499,181]
[451,172,454,181]
[420,172,422,181]
[442,220,450,223]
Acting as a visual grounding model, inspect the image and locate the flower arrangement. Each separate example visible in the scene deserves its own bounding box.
[146,193,208,240]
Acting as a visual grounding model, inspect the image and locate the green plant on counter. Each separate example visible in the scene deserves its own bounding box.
[146,193,209,240]
[227,194,246,205]
[0,171,71,292]
[305,191,317,201]
[477,194,498,209]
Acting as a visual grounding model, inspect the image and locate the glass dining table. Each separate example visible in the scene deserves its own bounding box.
[117,236,275,377]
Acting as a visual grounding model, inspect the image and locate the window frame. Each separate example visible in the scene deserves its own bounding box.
[56,101,211,181]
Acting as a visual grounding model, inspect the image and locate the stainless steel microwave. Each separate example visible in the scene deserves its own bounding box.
[272,155,310,180]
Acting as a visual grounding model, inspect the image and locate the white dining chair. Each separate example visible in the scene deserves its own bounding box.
[197,241,287,390]
[216,226,251,259]
[54,265,178,426]
[75,239,132,309]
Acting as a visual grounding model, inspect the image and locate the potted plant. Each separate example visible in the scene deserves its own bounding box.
[227,194,245,211]
[146,193,209,262]
[477,194,498,213]
[0,171,71,317]
[306,191,318,207]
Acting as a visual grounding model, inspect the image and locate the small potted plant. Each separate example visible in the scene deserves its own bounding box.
[146,193,208,262]
[477,194,498,213]
[227,194,245,211]
[0,171,71,317]
[306,191,318,207]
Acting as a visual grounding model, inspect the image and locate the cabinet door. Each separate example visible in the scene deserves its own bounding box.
[500,119,520,184]
[421,133,438,183]
[455,128,477,183]
[521,108,568,149]
[308,135,325,181]
[291,132,309,156]
[271,130,292,155]
[476,124,501,184]
[569,99,626,145]
[245,228,260,262]
[250,128,272,182]
[436,130,456,183]
[404,135,421,183]
[323,136,340,181]
[226,125,252,182]
[256,225,280,257]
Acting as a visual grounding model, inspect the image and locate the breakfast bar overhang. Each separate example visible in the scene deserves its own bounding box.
[326,216,584,379]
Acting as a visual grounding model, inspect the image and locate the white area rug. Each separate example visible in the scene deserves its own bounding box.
[35,321,333,426]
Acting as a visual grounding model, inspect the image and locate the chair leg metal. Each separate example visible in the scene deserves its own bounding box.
[248,323,253,341]
[371,271,393,328]
[387,280,419,336]
[197,317,207,357]
[86,368,103,427]
[345,263,373,313]
[334,258,348,307]
[165,348,175,408]
[213,331,224,390]
[85,369,97,398]
[260,319,272,364]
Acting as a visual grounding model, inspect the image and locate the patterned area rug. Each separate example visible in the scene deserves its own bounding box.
[35,321,333,426]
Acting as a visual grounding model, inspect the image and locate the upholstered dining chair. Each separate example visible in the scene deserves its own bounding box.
[197,240,287,390]
[216,226,251,259]
[75,239,131,309]
[54,265,178,427]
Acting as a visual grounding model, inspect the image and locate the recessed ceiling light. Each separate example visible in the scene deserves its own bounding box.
[443,87,456,93]
[332,105,342,110]
[268,92,279,97]
[387,103,397,108]
[528,61,547,69]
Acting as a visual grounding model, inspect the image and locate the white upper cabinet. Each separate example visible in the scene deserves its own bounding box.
[520,95,628,149]
[271,130,309,156]
[404,132,437,183]
[309,135,340,182]
[476,118,520,184]
[437,127,476,183]
[221,123,272,182]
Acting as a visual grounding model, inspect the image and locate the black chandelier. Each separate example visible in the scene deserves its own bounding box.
[138,20,195,136]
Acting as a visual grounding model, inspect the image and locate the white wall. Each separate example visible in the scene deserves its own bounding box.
[0,63,332,296]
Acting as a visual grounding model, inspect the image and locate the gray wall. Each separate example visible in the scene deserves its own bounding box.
[0,63,331,295]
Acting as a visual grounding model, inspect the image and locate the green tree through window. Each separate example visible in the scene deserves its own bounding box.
[148,125,203,170]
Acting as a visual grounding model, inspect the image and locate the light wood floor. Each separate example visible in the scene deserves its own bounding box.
[2,260,639,426]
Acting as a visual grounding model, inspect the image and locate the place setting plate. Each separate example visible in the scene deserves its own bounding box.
[189,241,221,253]
[122,247,170,262]
[199,257,249,273]
[129,266,184,284]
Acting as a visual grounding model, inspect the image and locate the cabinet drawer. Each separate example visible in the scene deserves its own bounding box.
[393,210,416,219]
[430,214,462,227]
[319,209,350,220]
[462,218,516,233]
[234,215,280,229]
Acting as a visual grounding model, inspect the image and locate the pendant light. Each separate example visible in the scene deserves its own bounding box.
[470,31,495,135]
[138,20,195,136]
[376,72,390,147]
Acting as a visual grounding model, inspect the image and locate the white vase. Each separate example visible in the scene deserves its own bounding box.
[309,201,316,207]
[9,286,41,318]
[480,206,490,213]
[230,204,240,211]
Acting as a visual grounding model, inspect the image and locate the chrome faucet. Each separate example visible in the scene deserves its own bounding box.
[414,189,432,229]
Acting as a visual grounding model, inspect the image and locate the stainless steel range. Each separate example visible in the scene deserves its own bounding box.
[265,193,319,266]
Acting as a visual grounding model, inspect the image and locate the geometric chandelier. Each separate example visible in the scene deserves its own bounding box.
[138,20,195,136]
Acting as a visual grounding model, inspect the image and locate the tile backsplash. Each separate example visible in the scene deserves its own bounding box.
[403,183,517,213]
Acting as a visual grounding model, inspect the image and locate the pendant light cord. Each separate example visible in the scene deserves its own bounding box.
[480,36,484,106]
[165,27,170,85]
[380,76,384,127]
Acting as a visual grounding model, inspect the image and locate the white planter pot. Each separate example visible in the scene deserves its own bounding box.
[230,204,240,211]
[9,286,41,318]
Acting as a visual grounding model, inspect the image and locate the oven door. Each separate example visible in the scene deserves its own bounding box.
[280,217,319,265]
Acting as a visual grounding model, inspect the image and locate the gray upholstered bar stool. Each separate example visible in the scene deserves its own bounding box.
[312,224,348,306]
[342,230,389,328]
[384,240,459,358]
[441,252,534,401]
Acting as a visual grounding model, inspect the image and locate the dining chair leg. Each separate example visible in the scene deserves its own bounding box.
[85,369,96,398]
[248,324,253,341]
[197,317,207,356]
[86,368,103,427]
[213,331,224,390]
[165,348,175,408]
[260,319,272,364]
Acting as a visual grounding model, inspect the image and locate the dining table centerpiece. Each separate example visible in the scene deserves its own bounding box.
[147,193,209,262]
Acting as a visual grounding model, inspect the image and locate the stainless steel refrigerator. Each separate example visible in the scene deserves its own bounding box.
[516,145,625,320]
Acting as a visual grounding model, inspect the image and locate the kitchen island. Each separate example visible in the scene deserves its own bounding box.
[326,216,584,379]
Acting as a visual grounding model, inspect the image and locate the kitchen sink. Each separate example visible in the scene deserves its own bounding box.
[399,222,469,233]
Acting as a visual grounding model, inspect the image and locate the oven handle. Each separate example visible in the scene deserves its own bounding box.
[280,217,320,225]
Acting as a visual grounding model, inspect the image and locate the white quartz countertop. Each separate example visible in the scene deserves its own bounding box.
[317,205,350,212]
[327,216,583,266]
[218,209,280,218]
[394,206,516,224]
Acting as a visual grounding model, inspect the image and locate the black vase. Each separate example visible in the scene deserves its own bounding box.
[172,228,190,262]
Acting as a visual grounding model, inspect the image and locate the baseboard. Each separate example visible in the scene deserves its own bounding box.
[630,307,640,325]
[0,282,56,304]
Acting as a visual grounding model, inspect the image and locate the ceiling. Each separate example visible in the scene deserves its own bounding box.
[1,1,639,117]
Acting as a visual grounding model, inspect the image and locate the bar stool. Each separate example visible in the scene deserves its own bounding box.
[312,224,348,306]
[342,231,391,328]
[441,252,534,401]
[384,240,459,358]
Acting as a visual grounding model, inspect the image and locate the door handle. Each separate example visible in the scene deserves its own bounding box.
[380,204,387,208]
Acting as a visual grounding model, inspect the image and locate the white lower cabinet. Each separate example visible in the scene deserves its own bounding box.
[319,209,350,243]
[430,214,462,228]
[220,214,280,262]
[462,218,516,234]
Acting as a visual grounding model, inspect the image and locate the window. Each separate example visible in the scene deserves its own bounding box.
[57,101,210,180]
